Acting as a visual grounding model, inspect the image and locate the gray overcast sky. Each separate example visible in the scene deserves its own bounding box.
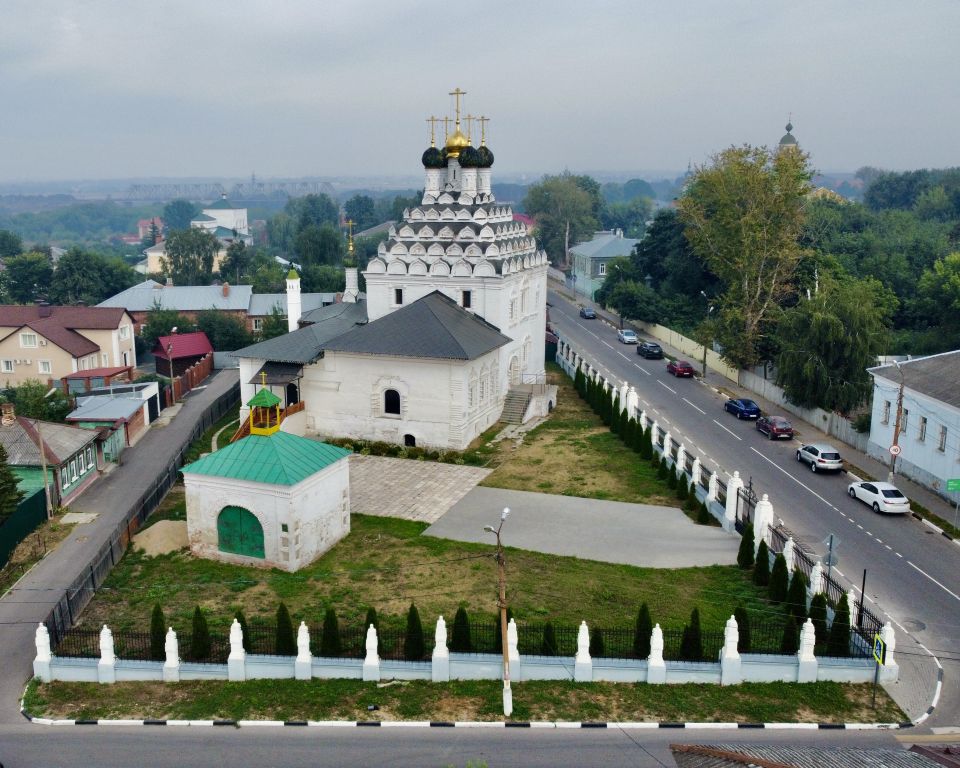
[0,0,956,182]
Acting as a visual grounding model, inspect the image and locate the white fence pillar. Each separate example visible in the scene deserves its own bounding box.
[163,627,180,683]
[647,624,666,684]
[363,624,381,682]
[663,431,673,460]
[676,444,687,474]
[574,621,592,682]
[619,381,629,411]
[650,420,659,453]
[782,536,795,573]
[98,625,116,684]
[432,616,449,682]
[753,494,774,553]
[725,471,743,524]
[638,409,647,431]
[507,618,521,682]
[707,471,718,501]
[691,457,702,487]
[295,621,312,680]
[797,619,818,683]
[720,615,741,685]
[626,387,639,421]
[33,623,52,683]
[879,622,899,683]
[808,562,824,603]
[227,618,246,682]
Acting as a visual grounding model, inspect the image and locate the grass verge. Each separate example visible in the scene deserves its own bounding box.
[0,513,74,598]
[23,678,905,723]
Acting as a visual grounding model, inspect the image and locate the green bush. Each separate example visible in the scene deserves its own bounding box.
[321,607,341,657]
[780,614,800,654]
[808,593,829,648]
[785,569,809,624]
[737,523,755,569]
[589,627,605,658]
[734,605,751,652]
[541,622,558,656]
[190,606,211,661]
[619,409,630,441]
[640,427,653,459]
[234,609,251,652]
[633,603,652,658]
[752,540,770,586]
[150,603,165,661]
[769,553,789,603]
[684,482,698,510]
[657,457,668,480]
[275,602,296,656]
[679,608,703,661]
[827,594,851,657]
[610,396,620,433]
[405,603,425,660]
[696,501,711,524]
[451,606,472,652]
[667,465,678,489]
[675,471,688,499]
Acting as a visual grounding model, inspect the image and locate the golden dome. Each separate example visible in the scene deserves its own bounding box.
[445,127,470,158]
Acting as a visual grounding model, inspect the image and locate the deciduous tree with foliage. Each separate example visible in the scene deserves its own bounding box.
[523,173,599,266]
[259,305,288,341]
[4,380,72,422]
[140,304,195,350]
[162,200,199,232]
[678,145,813,367]
[4,252,52,303]
[0,229,23,259]
[162,228,219,285]
[49,248,137,306]
[219,241,251,284]
[344,195,376,231]
[196,310,253,351]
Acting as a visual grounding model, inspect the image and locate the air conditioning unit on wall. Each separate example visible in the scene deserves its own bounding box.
[39,340,47,346]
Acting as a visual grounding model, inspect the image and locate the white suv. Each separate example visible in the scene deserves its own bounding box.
[796,443,843,473]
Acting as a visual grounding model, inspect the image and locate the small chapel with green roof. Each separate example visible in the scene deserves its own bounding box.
[181,387,351,572]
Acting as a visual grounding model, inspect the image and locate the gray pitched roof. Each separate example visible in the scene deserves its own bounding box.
[1,417,96,466]
[248,293,336,317]
[98,280,253,312]
[324,291,509,361]
[67,396,143,422]
[569,231,640,260]
[869,350,960,410]
[233,301,369,364]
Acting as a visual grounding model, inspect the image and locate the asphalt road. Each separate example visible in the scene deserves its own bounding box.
[0,724,917,768]
[549,289,960,724]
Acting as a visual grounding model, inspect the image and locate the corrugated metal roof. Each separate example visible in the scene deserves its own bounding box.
[569,231,640,260]
[0,416,96,466]
[247,293,335,317]
[153,331,214,360]
[66,396,142,422]
[181,432,350,486]
[97,281,253,312]
[0,305,128,330]
[869,350,960,410]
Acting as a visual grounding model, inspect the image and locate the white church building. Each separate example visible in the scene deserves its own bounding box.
[233,94,552,450]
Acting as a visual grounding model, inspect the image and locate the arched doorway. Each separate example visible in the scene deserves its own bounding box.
[404,433,416,447]
[508,356,521,386]
[286,382,299,406]
[217,506,265,558]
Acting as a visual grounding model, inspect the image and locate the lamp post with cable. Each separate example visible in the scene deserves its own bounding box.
[699,292,715,378]
[167,327,178,404]
[484,507,512,717]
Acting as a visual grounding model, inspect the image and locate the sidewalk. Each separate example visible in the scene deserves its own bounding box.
[0,369,240,723]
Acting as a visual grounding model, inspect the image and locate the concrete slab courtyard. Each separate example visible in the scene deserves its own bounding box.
[425,486,740,568]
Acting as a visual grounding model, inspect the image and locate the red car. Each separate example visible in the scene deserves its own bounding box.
[756,415,794,439]
[666,359,695,377]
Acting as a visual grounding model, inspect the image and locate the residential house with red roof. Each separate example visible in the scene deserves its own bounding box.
[0,304,137,388]
[152,330,213,378]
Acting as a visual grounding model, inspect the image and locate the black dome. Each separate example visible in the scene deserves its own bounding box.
[458,145,480,168]
[422,146,445,168]
[476,145,494,168]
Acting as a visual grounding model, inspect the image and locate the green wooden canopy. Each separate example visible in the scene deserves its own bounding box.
[247,387,282,408]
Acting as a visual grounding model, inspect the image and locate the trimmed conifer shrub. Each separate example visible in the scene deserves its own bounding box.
[737,523,755,569]
[404,603,425,660]
[234,608,251,652]
[753,540,770,586]
[675,471,688,499]
[679,608,703,661]
[697,501,711,524]
[589,627,605,658]
[733,605,751,652]
[541,622,558,656]
[769,554,789,603]
[633,603,652,658]
[827,594,851,657]
[0,444,24,523]
[640,427,653,459]
[451,606,472,652]
[574,367,585,396]
[780,614,800,654]
[610,396,620,433]
[619,408,630,438]
[808,593,829,648]
[321,607,341,657]
[785,569,809,624]
[657,456,668,480]
[683,482,698,510]
[150,603,165,661]
[667,465,678,489]
[190,606,211,661]
[364,607,379,632]
[275,602,296,656]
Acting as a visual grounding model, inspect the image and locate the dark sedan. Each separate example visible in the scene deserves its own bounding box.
[756,415,794,439]
[724,398,761,419]
[637,341,663,359]
[666,359,695,377]
[579,307,597,319]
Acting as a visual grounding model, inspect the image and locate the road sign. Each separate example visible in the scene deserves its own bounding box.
[946,478,960,493]
[824,552,840,567]
[889,445,902,456]
[873,634,887,666]
[821,535,841,550]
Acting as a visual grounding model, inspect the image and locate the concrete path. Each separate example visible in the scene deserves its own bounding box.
[348,455,491,523]
[425,486,740,568]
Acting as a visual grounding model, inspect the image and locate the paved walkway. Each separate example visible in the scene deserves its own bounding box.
[425,486,740,568]
[348,455,491,523]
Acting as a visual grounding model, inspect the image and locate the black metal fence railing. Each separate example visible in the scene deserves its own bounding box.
[716,479,727,506]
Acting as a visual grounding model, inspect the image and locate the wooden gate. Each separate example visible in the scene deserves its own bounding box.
[217,506,264,558]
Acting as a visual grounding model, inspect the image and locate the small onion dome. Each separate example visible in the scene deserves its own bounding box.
[458,145,481,167]
[476,144,494,168]
[445,127,470,158]
[422,146,445,168]
[779,122,798,146]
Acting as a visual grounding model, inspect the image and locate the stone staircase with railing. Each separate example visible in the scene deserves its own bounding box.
[500,389,532,424]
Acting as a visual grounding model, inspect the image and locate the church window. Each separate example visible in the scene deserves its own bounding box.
[521,288,529,314]
[394,288,404,306]
[479,378,486,403]
[509,299,517,322]
[469,382,477,409]
[384,389,401,415]
[462,290,472,309]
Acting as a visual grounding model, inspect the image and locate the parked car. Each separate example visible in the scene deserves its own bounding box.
[796,443,843,473]
[617,328,638,344]
[666,359,695,377]
[756,415,794,439]
[579,307,597,319]
[637,341,663,359]
[724,398,761,419]
[847,481,910,514]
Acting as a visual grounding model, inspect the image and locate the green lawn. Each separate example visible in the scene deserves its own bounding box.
[24,678,905,724]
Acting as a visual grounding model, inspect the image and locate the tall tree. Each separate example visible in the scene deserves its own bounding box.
[0,229,23,259]
[0,443,25,524]
[344,194,376,231]
[196,310,253,351]
[302,264,345,293]
[162,228,219,285]
[677,145,813,367]
[259,305,288,340]
[49,248,136,306]
[294,223,342,267]
[286,193,339,231]
[219,241,251,283]
[140,304,195,349]
[4,252,52,303]
[162,199,199,232]
[6,380,72,421]
[523,173,599,266]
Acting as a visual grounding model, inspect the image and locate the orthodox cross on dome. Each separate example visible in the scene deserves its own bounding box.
[426,116,439,147]
[345,219,355,256]
[464,114,475,143]
[442,116,451,142]
[260,371,267,387]
[449,87,467,129]
[478,115,490,146]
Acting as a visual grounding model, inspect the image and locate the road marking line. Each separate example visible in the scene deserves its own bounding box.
[657,380,677,394]
[896,552,903,558]
[748,448,836,509]
[682,398,706,415]
[885,545,893,551]
[602,341,615,350]
[633,363,651,376]
[618,352,630,361]
[907,561,960,603]
[713,420,742,441]
[857,524,863,530]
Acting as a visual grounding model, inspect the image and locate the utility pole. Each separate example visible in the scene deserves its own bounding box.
[888,362,905,483]
[485,507,512,717]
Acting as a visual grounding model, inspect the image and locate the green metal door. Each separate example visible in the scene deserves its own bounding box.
[217,506,264,558]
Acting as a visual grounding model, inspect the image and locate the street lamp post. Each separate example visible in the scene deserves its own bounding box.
[34,387,58,519]
[613,264,624,329]
[167,326,177,405]
[484,507,512,717]
[699,292,715,378]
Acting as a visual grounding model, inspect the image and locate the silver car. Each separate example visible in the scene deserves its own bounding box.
[795,443,843,473]
[847,481,910,514]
